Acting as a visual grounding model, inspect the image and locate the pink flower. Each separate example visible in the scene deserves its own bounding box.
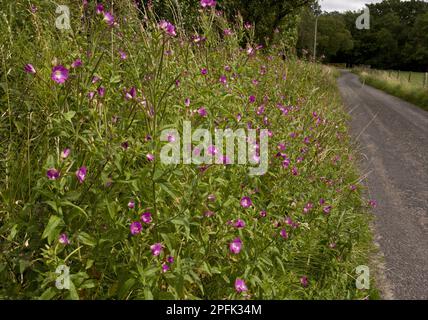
[197,107,208,117]
[24,64,36,74]
[303,202,313,214]
[280,229,288,239]
[240,196,252,208]
[223,29,232,36]
[249,95,256,103]
[162,263,169,273]
[124,87,137,100]
[167,255,174,264]
[97,86,106,97]
[323,206,332,214]
[207,194,216,202]
[147,153,155,162]
[229,237,242,254]
[130,221,142,235]
[235,278,248,292]
[119,50,127,60]
[51,65,69,84]
[150,243,163,256]
[47,168,60,180]
[219,75,227,85]
[75,166,87,183]
[234,219,245,229]
[368,200,377,208]
[71,59,82,68]
[207,145,218,156]
[96,4,104,14]
[201,68,208,75]
[260,210,267,218]
[300,276,308,287]
[200,0,216,8]
[159,20,176,36]
[128,201,135,209]
[103,12,115,26]
[58,233,70,245]
[141,212,152,224]
[61,148,71,159]
[185,98,191,107]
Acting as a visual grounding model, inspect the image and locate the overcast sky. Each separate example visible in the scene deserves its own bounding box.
[320,0,383,12]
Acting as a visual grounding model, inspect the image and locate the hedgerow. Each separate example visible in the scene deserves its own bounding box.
[0,0,374,299]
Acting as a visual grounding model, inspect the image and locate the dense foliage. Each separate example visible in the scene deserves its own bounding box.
[1,0,374,299]
[298,0,428,71]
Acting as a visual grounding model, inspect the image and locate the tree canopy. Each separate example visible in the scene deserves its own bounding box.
[297,0,428,71]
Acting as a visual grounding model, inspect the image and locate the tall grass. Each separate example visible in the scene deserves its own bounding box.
[355,68,428,111]
[0,0,376,299]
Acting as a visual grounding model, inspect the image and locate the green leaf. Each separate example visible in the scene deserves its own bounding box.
[77,232,96,247]
[39,287,57,300]
[42,215,63,244]
[63,111,76,124]
[118,278,136,299]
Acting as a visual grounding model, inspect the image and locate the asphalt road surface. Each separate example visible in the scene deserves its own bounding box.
[338,71,428,300]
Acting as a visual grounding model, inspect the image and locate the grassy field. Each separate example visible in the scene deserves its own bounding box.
[0,1,376,300]
[355,68,428,111]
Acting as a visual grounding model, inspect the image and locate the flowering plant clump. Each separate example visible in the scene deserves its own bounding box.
[0,0,374,300]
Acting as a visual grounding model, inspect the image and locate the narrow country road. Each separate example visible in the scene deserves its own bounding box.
[337,71,428,300]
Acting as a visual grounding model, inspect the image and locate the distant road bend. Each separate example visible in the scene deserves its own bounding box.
[338,71,428,300]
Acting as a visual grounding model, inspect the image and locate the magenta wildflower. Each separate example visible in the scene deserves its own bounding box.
[96,3,104,14]
[292,167,299,176]
[121,141,129,150]
[207,194,216,202]
[235,278,248,293]
[368,200,377,208]
[300,276,308,288]
[119,50,127,60]
[280,229,288,239]
[158,20,176,36]
[92,76,100,84]
[141,212,152,224]
[128,200,135,209]
[260,210,267,217]
[71,59,82,68]
[147,153,155,162]
[240,196,252,208]
[236,113,242,122]
[130,221,142,235]
[234,219,245,229]
[161,263,169,273]
[61,148,71,159]
[75,166,87,183]
[24,64,36,74]
[125,87,137,100]
[185,98,191,107]
[303,202,313,214]
[201,68,208,75]
[323,206,332,214]
[249,95,256,103]
[229,237,242,254]
[167,133,176,142]
[88,91,95,100]
[103,12,115,26]
[200,0,216,7]
[219,75,227,85]
[47,168,60,180]
[150,243,163,256]
[58,233,70,245]
[97,86,106,97]
[167,255,174,264]
[207,145,218,156]
[224,65,231,72]
[244,22,252,30]
[204,210,215,217]
[197,107,207,117]
[223,29,232,36]
[51,65,69,84]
